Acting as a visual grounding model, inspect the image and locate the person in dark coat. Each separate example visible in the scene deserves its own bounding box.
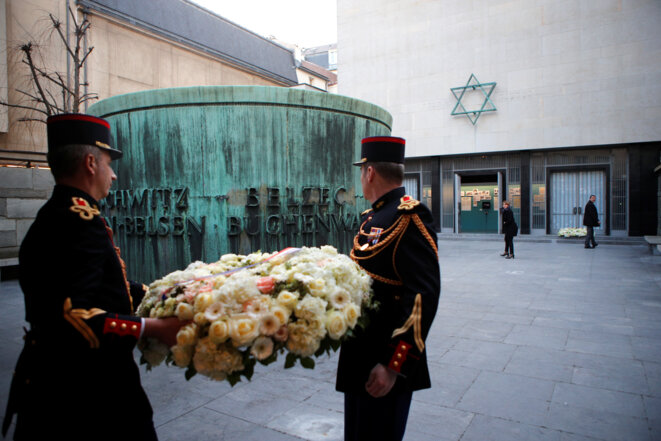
[583,194,600,248]
[336,136,441,441]
[3,114,185,441]
[501,200,517,259]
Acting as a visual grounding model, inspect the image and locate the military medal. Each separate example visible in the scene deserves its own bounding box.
[368,227,383,245]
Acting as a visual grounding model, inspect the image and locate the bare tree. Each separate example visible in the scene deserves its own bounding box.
[2,6,97,123]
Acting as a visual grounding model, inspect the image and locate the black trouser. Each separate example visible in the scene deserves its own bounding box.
[585,226,597,247]
[504,233,514,255]
[344,390,413,441]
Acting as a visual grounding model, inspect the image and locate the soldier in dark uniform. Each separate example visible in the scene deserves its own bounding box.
[336,136,441,441]
[2,114,185,441]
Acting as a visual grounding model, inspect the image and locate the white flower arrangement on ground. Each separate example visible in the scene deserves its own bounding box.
[136,246,374,384]
[558,227,587,238]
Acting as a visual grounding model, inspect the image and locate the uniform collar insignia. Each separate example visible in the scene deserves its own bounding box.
[70,197,100,220]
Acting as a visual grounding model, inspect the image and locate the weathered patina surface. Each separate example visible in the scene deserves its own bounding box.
[88,86,392,282]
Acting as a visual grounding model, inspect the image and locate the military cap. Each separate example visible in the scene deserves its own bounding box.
[353,136,405,166]
[47,113,122,159]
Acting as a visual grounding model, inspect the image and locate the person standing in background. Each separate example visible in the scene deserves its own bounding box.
[501,200,517,259]
[583,194,600,249]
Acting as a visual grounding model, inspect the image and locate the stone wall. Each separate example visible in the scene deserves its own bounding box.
[0,167,53,266]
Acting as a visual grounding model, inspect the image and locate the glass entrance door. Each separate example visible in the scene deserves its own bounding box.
[550,171,605,234]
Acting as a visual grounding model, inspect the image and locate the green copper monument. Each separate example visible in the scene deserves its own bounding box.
[88,86,392,282]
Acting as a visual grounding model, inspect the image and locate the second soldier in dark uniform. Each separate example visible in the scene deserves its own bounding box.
[3,114,185,441]
[336,136,441,441]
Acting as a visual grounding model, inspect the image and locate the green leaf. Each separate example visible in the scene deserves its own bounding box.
[185,364,197,381]
[284,352,297,369]
[300,357,315,369]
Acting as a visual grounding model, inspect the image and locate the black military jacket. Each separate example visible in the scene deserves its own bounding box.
[4,185,151,439]
[336,186,440,393]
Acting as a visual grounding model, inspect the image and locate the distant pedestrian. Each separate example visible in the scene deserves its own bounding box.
[583,194,600,248]
[501,200,517,259]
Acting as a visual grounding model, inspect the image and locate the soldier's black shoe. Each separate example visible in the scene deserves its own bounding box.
[500,252,508,256]
[585,245,592,249]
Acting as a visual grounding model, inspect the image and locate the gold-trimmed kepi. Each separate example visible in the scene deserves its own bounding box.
[353,136,405,166]
[47,113,122,159]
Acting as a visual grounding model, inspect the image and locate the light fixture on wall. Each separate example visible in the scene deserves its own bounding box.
[450,74,497,125]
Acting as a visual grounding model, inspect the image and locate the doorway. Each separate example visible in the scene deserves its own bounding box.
[458,174,499,233]
[549,170,606,234]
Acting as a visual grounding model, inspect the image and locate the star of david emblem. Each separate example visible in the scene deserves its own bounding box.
[450,74,497,125]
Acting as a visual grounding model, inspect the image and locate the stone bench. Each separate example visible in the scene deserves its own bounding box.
[643,235,661,255]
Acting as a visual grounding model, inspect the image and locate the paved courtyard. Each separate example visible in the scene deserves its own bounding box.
[1,239,660,440]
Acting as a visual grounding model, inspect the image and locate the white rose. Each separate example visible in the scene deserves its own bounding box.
[229,314,260,347]
[271,305,291,326]
[286,321,321,357]
[250,336,274,360]
[308,278,326,297]
[193,312,208,325]
[325,310,348,340]
[175,302,195,321]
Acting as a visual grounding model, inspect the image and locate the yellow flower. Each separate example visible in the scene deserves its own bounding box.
[176,322,198,346]
[343,302,361,328]
[229,314,260,347]
[276,290,299,310]
[175,302,194,321]
[171,344,194,367]
[209,319,230,344]
[325,310,348,340]
[194,293,214,313]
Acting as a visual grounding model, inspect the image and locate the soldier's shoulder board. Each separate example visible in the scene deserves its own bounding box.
[398,195,420,211]
[361,208,373,216]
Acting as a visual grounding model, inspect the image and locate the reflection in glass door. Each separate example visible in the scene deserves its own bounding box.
[550,171,605,234]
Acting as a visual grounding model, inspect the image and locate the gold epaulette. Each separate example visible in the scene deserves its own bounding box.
[361,208,373,216]
[69,197,100,220]
[398,195,420,211]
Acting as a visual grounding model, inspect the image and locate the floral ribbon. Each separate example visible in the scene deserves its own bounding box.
[160,247,301,300]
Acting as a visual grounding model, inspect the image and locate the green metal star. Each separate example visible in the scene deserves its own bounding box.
[450,74,497,125]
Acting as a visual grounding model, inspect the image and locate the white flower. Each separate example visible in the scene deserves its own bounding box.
[270,306,290,329]
[259,313,281,336]
[325,310,348,340]
[250,336,274,360]
[205,302,225,322]
[286,321,322,357]
[140,338,170,366]
[295,295,328,322]
[329,288,351,310]
[229,313,260,347]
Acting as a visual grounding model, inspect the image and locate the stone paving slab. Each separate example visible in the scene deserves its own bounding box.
[1,240,660,440]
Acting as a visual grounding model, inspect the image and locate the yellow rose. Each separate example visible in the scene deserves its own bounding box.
[229,314,259,347]
[308,278,326,296]
[343,303,361,328]
[325,310,348,340]
[194,293,214,313]
[193,312,207,325]
[276,290,299,310]
[176,322,198,346]
[271,305,291,326]
[175,302,194,321]
[171,344,194,367]
[209,319,230,344]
